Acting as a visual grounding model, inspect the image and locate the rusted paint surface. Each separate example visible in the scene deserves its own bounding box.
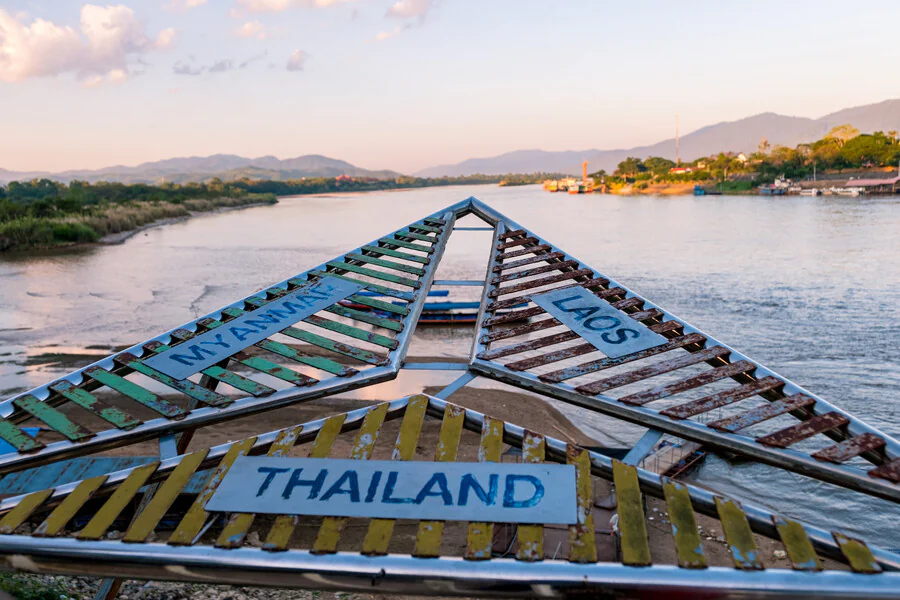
[465,416,504,561]
[567,445,597,563]
[422,217,446,226]
[278,326,390,366]
[85,366,187,419]
[609,297,644,311]
[613,460,651,566]
[361,244,430,265]
[13,395,94,442]
[575,345,730,396]
[618,360,756,407]
[496,236,539,251]
[345,293,410,316]
[515,430,546,562]
[307,271,414,302]
[506,342,595,372]
[868,458,900,483]
[756,412,850,448]
[627,308,664,322]
[232,352,316,387]
[708,394,816,433]
[115,352,231,408]
[483,306,545,327]
[479,318,561,344]
[325,304,404,333]
[303,315,399,350]
[377,237,434,254]
[772,516,821,571]
[498,228,527,240]
[487,277,611,311]
[715,496,764,570]
[812,433,887,464]
[255,339,357,377]
[409,223,442,234]
[49,381,142,430]
[492,260,579,284]
[539,333,705,383]
[493,252,565,272]
[344,252,426,276]
[0,419,44,453]
[496,244,552,261]
[477,331,580,361]
[396,229,436,243]
[834,532,882,573]
[663,479,707,569]
[488,269,593,299]
[326,261,420,289]
[660,376,784,420]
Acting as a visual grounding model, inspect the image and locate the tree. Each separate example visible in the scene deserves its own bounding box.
[643,157,675,176]
[616,157,645,177]
[824,124,859,148]
[758,137,771,154]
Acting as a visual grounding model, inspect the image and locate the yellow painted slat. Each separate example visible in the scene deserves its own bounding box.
[715,496,764,570]
[0,489,54,534]
[169,438,257,546]
[313,403,390,554]
[264,414,347,551]
[834,532,882,574]
[567,446,597,563]
[362,395,429,556]
[662,479,706,569]
[465,415,504,561]
[516,430,546,562]
[216,426,303,548]
[773,516,821,571]
[34,475,108,537]
[123,449,209,543]
[414,403,466,558]
[612,460,650,566]
[78,463,159,540]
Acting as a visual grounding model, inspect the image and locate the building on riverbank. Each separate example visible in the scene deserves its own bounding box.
[844,175,900,194]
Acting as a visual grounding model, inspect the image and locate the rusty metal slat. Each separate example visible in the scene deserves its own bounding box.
[308,271,414,301]
[360,245,430,265]
[715,497,764,570]
[278,326,390,366]
[12,395,94,442]
[377,237,434,254]
[567,445,598,563]
[708,394,816,433]
[480,317,561,343]
[422,217,446,226]
[627,308,664,322]
[492,260,580,284]
[660,376,784,420]
[496,244,552,261]
[84,367,187,419]
[811,433,887,464]
[488,269,594,298]
[255,339,357,377]
[325,305,404,333]
[834,532,882,573]
[663,479,707,569]
[507,342,596,372]
[483,306,546,327]
[49,381,142,430]
[464,416,504,561]
[0,419,44,453]
[493,252,565,272]
[609,297,644,311]
[575,346,730,396]
[773,516,821,571]
[487,278,611,311]
[648,321,685,335]
[112,353,230,408]
[326,261,421,289]
[395,229,437,243]
[477,331,580,361]
[756,412,850,448]
[538,332,706,384]
[344,253,426,276]
[496,236,539,251]
[515,430,546,562]
[868,459,900,483]
[303,315,399,350]
[231,352,317,387]
[408,223,442,234]
[619,360,757,407]
[344,293,410,316]
[498,228,527,240]
[613,460,651,566]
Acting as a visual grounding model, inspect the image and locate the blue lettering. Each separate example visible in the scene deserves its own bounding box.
[569,306,600,322]
[320,470,360,502]
[282,468,328,500]
[229,326,259,342]
[255,467,289,497]
[503,474,544,508]
[168,344,216,366]
[550,295,581,311]
[244,313,282,330]
[381,471,415,504]
[200,333,231,350]
[364,471,382,503]
[415,473,453,506]
[458,474,498,506]
[267,300,310,319]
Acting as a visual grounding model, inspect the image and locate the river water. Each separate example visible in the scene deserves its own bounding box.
[1,184,899,546]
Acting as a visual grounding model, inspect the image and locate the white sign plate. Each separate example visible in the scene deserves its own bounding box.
[532,286,668,359]
[144,277,365,379]
[205,457,578,524]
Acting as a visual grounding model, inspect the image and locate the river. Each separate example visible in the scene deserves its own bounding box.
[1,184,899,546]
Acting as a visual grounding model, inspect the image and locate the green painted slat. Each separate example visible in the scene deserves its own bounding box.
[303,315,398,349]
[325,305,404,332]
[84,367,186,419]
[395,230,435,243]
[377,237,433,254]
[280,327,389,366]
[13,395,93,442]
[361,245,430,264]
[307,272,414,301]
[408,223,442,234]
[115,353,231,408]
[49,381,141,430]
[344,253,426,276]
[0,419,44,452]
[326,262,420,289]
[345,294,409,316]
[256,339,356,376]
[231,353,316,386]
[423,217,445,226]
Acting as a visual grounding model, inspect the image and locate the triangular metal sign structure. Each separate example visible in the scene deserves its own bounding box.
[0,197,897,599]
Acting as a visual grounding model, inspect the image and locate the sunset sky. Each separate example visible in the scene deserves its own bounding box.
[1,0,898,173]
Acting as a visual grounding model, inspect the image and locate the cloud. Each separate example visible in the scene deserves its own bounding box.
[374,25,407,41]
[286,49,308,71]
[208,59,235,73]
[235,0,355,14]
[164,0,208,12]
[0,5,172,84]
[174,53,265,76]
[235,20,267,39]
[173,58,204,76]
[386,0,433,20]
[239,50,268,68]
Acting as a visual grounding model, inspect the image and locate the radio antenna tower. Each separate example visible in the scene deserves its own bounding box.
[676,113,680,165]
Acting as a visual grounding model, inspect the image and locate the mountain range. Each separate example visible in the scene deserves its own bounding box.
[415,99,900,176]
[3,99,900,184]
[0,154,401,185]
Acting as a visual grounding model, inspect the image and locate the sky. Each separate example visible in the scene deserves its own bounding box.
[1,0,899,174]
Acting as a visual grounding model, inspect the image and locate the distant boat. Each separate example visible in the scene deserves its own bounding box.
[694,185,722,196]
[799,189,822,196]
